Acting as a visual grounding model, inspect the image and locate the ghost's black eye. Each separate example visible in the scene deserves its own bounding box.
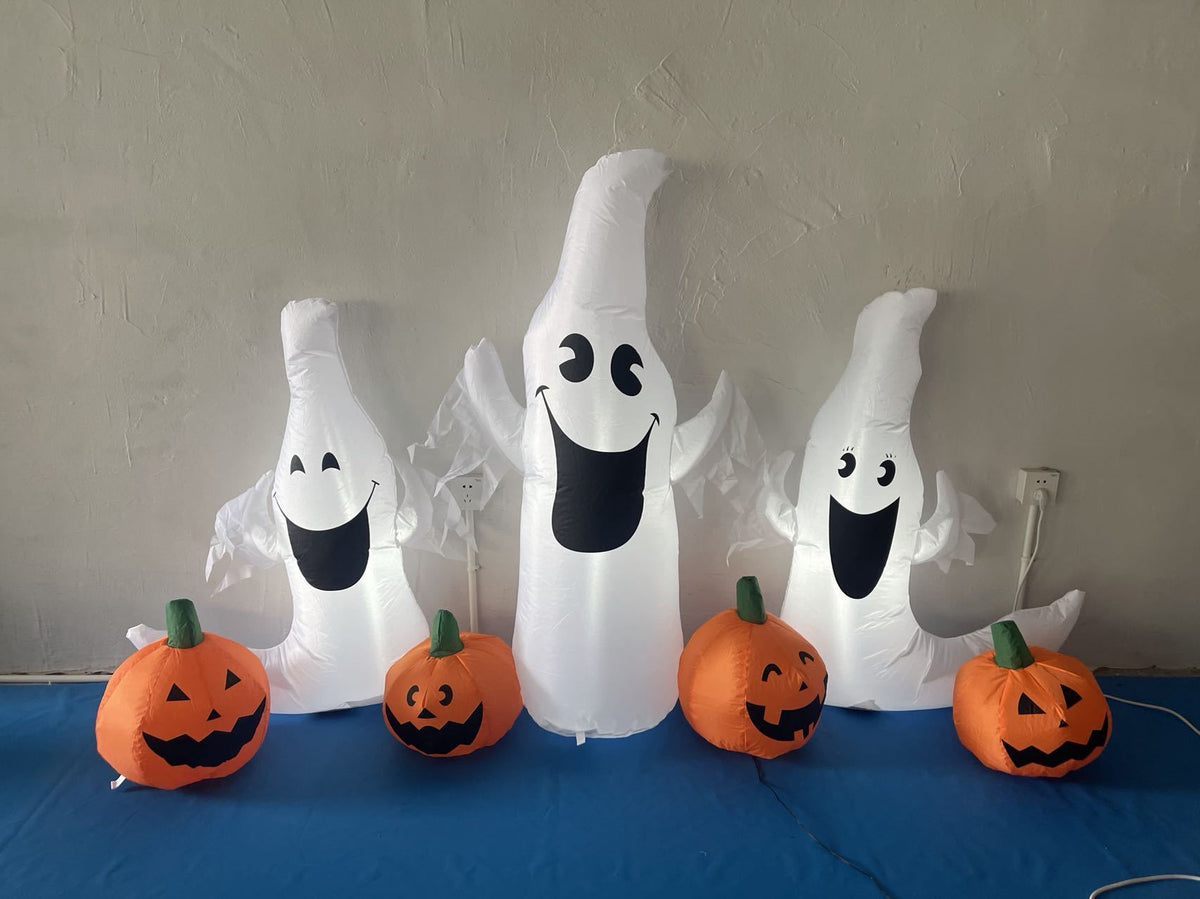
[438,684,453,706]
[838,453,856,478]
[224,670,241,689]
[321,452,339,471]
[1017,693,1045,715]
[290,455,305,474]
[878,459,896,487]
[798,651,815,665]
[559,333,594,382]
[611,344,643,397]
[166,684,189,702]
[761,663,782,681]
[1062,685,1082,709]
[406,685,419,707]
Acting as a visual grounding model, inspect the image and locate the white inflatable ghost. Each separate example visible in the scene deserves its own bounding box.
[129,299,433,714]
[755,288,1083,710]
[426,150,749,739]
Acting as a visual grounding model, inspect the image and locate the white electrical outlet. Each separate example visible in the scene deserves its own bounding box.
[1015,468,1060,505]
[446,475,485,511]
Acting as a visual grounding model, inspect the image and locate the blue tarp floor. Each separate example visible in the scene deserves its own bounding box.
[2,678,1198,898]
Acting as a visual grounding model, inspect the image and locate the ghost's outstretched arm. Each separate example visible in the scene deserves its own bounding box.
[413,339,524,534]
[460,339,525,473]
[670,371,735,487]
[393,453,466,561]
[205,470,285,591]
[668,372,794,550]
[728,449,798,557]
[913,470,996,571]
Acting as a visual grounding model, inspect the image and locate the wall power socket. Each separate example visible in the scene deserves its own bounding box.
[446,475,485,511]
[1015,468,1060,506]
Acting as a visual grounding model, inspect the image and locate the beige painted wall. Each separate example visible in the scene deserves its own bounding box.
[3,1,1198,673]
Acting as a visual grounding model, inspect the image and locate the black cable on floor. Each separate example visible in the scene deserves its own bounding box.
[752,757,895,899]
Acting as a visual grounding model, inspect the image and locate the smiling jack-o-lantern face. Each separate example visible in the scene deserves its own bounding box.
[96,599,270,789]
[678,577,828,759]
[954,620,1110,777]
[383,610,522,758]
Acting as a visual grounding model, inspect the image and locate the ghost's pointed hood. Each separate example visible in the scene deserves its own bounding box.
[274,297,394,532]
[812,289,937,435]
[545,149,670,318]
[281,298,354,401]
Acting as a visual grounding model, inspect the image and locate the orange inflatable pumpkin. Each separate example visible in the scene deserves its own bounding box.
[678,576,828,759]
[96,599,270,789]
[953,620,1110,777]
[383,610,522,757]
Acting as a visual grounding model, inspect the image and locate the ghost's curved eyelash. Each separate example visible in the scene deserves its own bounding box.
[290,455,305,474]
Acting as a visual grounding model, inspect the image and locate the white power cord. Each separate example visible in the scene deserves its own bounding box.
[1088,874,1200,898]
[1012,488,1049,612]
[1104,693,1200,738]
[1087,695,1200,896]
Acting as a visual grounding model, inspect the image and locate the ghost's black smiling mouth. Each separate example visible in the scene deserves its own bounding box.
[828,496,900,599]
[536,385,657,553]
[275,480,378,591]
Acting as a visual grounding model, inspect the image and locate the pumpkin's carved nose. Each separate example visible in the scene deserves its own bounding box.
[207,709,221,721]
[417,708,436,720]
[1058,719,1068,728]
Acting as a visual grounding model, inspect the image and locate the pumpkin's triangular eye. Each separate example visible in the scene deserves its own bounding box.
[1017,693,1044,715]
[225,669,241,689]
[166,684,189,702]
[1062,685,1082,709]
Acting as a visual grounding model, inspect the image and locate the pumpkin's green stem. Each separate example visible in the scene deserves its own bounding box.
[429,609,465,657]
[735,576,767,625]
[165,599,204,649]
[992,620,1034,669]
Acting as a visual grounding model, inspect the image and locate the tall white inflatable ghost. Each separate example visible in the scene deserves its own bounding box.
[427,150,746,739]
[757,288,1083,710]
[129,299,433,714]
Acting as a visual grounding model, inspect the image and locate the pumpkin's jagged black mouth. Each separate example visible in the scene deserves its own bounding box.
[276,481,377,591]
[745,693,825,742]
[537,386,657,554]
[142,698,267,768]
[385,702,484,756]
[828,496,899,599]
[1002,714,1110,768]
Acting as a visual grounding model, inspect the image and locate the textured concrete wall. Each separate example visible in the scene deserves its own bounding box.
[3,1,1198,673]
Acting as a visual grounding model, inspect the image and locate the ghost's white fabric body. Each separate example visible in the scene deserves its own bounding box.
[761,289,1083,710]
[129,299,430,714]
[429,150,740,738]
